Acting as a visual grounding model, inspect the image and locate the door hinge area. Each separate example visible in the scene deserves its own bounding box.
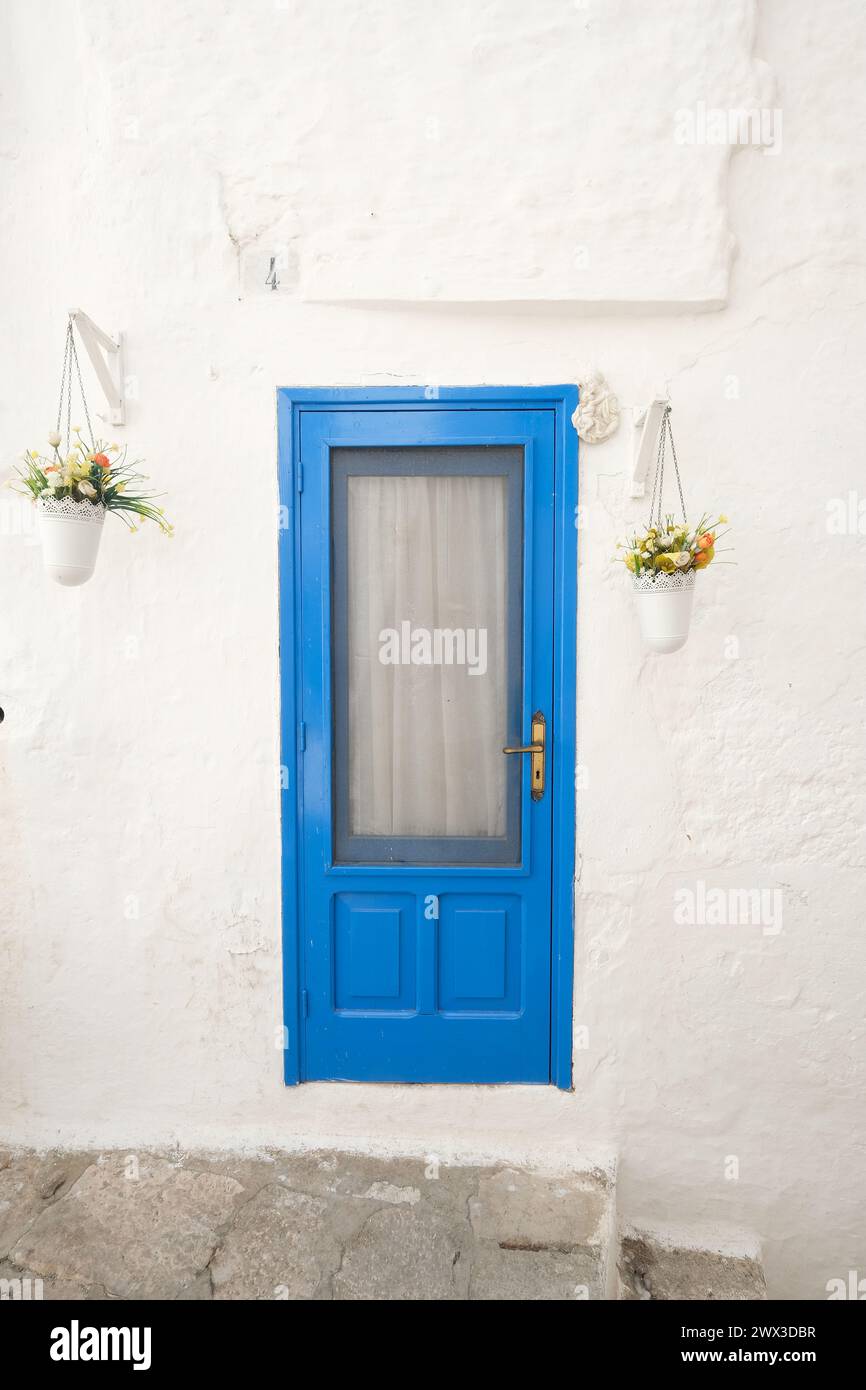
[298,721,306,752]
[301,989,310,1018]
[296,463,304,493]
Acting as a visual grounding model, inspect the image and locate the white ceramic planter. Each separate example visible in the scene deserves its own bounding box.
[633,569,695,653]
[37,496,105,586]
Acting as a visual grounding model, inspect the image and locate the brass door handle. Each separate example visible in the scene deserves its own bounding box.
[502,711,546,801]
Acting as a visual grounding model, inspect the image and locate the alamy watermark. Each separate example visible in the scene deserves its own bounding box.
[826,1270,866,1299]
[378,622,487,676]
[50,1322,151,1370]
[675,101,782,155]
[826,492,866,535]
[674,880,783,936]
[0,1275,43,1300]
[0,496,38,543]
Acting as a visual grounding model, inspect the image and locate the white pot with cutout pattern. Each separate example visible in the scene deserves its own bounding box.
[37,496,105,586]
[633,568,695,653]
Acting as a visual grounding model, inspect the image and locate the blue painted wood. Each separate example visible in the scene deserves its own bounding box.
[301,406,552,1083]
[277,388,302,1084]
[277,386,577,1088]
[551,385,579,1090]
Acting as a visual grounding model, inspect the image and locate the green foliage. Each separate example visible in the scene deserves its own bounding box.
[617,512,730,577]
[13,429,173,535]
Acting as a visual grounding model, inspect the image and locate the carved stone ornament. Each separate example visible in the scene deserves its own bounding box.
[572,371,621,443]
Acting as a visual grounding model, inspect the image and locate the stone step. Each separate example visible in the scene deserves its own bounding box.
[618,1226,768,1301]
[467,1165,616,1301]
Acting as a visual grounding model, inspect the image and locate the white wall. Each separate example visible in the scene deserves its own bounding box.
[1,0,864,1299]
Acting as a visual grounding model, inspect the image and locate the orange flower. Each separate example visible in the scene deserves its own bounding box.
[697,531,715,549]
[694,543,715,569]
[93,453,110,468]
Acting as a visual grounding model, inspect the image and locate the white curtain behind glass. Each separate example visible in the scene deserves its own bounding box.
[348,473,508,838]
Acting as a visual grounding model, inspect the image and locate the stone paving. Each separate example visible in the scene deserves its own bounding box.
[0,1147,614,1301]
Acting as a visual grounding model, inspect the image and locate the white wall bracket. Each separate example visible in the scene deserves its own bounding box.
[69,309,125,426]
[629,396,669,498]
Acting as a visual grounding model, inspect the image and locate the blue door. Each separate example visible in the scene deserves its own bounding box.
[284,393,572,1084]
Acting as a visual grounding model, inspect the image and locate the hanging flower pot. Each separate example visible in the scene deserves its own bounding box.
[37,495,106,586]
[616,404,731,654]
[12,319,173,586]
[632,568,695,653]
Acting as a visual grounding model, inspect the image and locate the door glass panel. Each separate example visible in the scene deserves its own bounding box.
[349,472,507,838]
[332,446,523,865]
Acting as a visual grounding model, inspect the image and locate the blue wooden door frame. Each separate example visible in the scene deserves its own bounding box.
[277,385,578,1090]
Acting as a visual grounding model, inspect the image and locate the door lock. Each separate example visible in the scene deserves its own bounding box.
[503,710,546,801]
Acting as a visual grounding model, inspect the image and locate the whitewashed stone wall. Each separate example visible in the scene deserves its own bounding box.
[1,0,864,1299]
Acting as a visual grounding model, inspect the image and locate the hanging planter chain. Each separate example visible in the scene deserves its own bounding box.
[16,315,171,586]
[619,399,730,655]
[646,405,687,529]
[56,318,95,455]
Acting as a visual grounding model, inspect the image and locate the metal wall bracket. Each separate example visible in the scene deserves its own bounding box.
[629,396,669,498]
[68,308,125,426]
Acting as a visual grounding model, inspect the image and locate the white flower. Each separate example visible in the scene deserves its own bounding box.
[48,430,62,447]
[78,480,97,499]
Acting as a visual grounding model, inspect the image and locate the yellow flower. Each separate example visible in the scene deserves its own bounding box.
[719,513,729,524]
[653,553,677,573]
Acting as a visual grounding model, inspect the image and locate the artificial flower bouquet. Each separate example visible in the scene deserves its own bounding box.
[14,427,173,534]
[617,512,729,578]
[617,512,731,654]
[13,427,172,585]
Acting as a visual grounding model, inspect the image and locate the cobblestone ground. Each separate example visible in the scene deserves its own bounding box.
[0,1147,613,1301]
